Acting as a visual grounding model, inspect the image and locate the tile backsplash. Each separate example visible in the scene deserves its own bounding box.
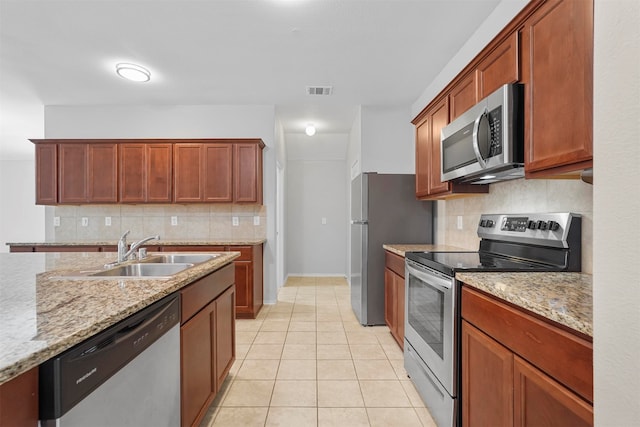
[45,204,267,242]
[436,178,593,274]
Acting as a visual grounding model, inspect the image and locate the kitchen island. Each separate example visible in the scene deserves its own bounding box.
[0,251,239,426]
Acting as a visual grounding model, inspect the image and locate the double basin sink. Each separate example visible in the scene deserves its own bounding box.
[60,254,219,279]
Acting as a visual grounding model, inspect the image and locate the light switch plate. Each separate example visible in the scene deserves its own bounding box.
[232,217,239,226]
[105,216,111,226]
[53,216,60,227]
[81,217,89,227]
[171,216,178,226]
[253,216,260,226]
[457,216,463,230]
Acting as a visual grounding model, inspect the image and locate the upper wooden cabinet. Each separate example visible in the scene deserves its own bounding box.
[32,139,264,205]
[414,97,489,200]
[57,142,118,204]
[521,0,594,177]
[412,0,593,195]
[173,140,263,204]
[120,143,172,203]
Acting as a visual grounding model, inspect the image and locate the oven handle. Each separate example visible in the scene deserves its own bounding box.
[406,262,453,291]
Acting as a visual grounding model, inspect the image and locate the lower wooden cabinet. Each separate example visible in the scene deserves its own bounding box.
[384,251,405,349]
[461,286,593,427]
[0,367,38,427]
[180,264,235,427]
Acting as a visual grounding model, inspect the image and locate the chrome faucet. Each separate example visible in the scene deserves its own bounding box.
[116,231,160,263]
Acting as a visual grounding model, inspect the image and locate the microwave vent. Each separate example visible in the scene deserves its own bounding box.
[306,86,333,96]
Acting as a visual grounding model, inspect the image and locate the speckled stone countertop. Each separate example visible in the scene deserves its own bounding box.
[457,272,593,338]
[6,239,266,247]
[0,251,239,385]
[383,244,466,257]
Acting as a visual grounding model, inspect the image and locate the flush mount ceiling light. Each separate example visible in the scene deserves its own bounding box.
[115,63,151,82]
[305,124,316,136]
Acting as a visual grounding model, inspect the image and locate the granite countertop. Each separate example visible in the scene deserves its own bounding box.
[383,244,466,257]
[0,251,239,385]
[7,239,266,247]
[457,272,593,338]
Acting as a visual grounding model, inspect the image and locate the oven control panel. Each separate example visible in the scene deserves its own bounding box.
[477,212,581,248]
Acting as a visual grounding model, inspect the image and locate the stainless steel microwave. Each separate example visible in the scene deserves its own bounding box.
[440,83,524,184]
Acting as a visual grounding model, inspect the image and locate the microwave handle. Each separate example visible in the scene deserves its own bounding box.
[472,107,488,168]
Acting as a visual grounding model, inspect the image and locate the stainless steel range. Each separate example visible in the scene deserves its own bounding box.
[403,212,582,427]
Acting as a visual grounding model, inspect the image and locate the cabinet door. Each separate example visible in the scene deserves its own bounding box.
[181,300,214,427]
[462,320,514,427]
[450,73,477,121]
[233,143,262,203]
[214,285,236,392]
[35,144,57,205]
[58,144,87,203]
[414,116,431,198]
[0,366,38,427]
[428,97,451,195]
[119,144,146,202]
[521,0,593,176]
[87,144,118,203]
[234,260,252,317]
[395,272,405,349]
[514,356,593,427]
[476,32,520,99]
[384,268,396,333]
[147,144,173,202]
[174,144,203,202]
[203,144,233,202]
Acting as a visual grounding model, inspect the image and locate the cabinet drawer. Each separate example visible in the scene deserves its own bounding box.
[385,251,405,278]
[461,286,593,403]
[181,264,234,323]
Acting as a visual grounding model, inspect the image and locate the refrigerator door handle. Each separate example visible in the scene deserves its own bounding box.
[351,220,368,225]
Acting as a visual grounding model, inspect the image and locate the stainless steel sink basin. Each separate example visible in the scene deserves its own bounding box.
[89,263,194,278]
[144,254,218,264]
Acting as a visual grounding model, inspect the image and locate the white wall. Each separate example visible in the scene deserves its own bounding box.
[43,104,280,303]
[593,0,640,424]
[361,106,415,174]
[286,133,348,276]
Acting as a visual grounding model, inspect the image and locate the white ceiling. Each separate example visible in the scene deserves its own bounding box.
[0,0,501,135]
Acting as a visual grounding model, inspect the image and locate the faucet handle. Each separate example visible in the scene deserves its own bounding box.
[121,230,130,239]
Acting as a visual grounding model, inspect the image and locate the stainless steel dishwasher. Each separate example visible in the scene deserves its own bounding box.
[39,294,181,427]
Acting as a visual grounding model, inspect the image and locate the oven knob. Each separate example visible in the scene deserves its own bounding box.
[547,220,560,231]
[537,220,548,230]
[527,220,537,230]
[479,220,487,227]
[486,220,494,227]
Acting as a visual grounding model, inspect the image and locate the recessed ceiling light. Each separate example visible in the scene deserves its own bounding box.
[305,124,316,136]
[115,63,151,82]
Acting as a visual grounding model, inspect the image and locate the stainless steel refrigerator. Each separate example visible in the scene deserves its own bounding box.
[350,172,434,326]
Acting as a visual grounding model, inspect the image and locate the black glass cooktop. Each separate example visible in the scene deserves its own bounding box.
[405,251,562,277]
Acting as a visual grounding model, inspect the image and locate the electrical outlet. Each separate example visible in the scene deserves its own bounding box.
[457,216,463,230]
[322,217,327,225]
[81,217,89,227]
[253,216,260,226]
[171,216,178,226]
[53,216,60,227]
[105,216,111,226]
[232,216,239,226]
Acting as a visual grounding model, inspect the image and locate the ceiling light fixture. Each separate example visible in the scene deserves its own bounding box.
[115,63,151,82]
[305,124,316,136]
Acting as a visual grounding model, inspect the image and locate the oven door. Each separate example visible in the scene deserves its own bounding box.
[405,259,456,396]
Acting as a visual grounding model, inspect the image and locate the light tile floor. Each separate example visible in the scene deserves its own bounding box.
[200,276,437,427]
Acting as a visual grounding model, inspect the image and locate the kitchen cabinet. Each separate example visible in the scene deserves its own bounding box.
[180,263,235,427]
[384,250,405,349]
[0,366,38,427]
[449,72,477,121]
[174,141,263,204]
[35,143,57,205]
[476,32,520,99]
[521,0,593,177]
[120,143,172,203]
[461,286,593,427]
[414,97,488,200]
[58,143,118,204]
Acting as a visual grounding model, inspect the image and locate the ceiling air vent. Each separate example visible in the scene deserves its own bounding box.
[306,86,333,96]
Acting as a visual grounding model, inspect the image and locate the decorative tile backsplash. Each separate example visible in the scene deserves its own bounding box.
[436,178,593,274]
[45,204,267,242]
